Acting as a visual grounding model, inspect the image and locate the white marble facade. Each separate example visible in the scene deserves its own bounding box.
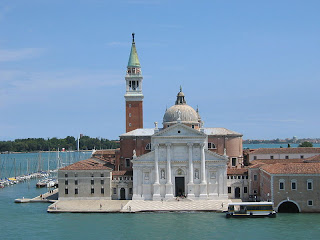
[132,123,228,200]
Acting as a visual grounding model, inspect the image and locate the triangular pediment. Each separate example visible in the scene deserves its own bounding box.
[205,150,228,162]
[132,150,155,162]
[153,123,206,138]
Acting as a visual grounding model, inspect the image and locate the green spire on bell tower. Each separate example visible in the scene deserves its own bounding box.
[128,33,141,67]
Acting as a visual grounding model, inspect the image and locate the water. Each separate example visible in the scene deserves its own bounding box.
[1,150,320,239]
[1,179,320,240]
[0,151,92,179]
[243,143,320,149]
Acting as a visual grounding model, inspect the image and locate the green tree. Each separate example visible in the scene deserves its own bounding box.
[298,142,313,147]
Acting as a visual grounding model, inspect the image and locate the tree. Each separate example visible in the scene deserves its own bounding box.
[298,142,313,147]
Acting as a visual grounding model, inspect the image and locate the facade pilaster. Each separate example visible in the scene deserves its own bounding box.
[165,143,174,199]
[187,143,195,198]
[199,143,207,199]
[153,144,161,200]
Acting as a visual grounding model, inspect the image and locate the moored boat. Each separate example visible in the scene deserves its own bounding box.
[226,202,276,218]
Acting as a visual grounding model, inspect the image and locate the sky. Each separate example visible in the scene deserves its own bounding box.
[0,0,319,141]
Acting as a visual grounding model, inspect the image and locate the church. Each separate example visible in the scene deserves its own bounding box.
[116,34,244,201]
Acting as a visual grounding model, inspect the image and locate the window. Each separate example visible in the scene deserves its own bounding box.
[75,180,78,185]
[238,176,241,179]
[101,173,104,177]
[253,190,257,194]
[91,188,94,194]
[253,175,257,181]
[308,200,313,206]
[178,131,181,133]
[242,176,245,179]
[244,187,248,193]
[285,156,289,159]
[208,143,216,149]
[120,177,122,181]
[129,188,133,194]
[228,187,231,193]
[270,156,274,159]
[232,158,237,166]
[192,125,194,129]
[65,188,68,194]
[167,125,170,128]
[125,158,131,167]
[91,173,94,177]
[129,113,131,117]
[129,123,131,127]
[145,143,151,150]
[101,179,104,185]
[65,174,68,178]
[291,180,297,190]
[246,176,248,179]
[91,179,94,185]
[101,188,104,194]
[307,180,313,190]
[279,180,285,190]
[227,176,230,179]
[75,188,78,195]
[75,173,78,177]
[65,180,68,185]
[113,188,117,194]
[300,155,304,159]
[129,104,131,108]
[254,156,257,160]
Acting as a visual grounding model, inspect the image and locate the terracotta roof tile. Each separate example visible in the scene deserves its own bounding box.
[227,168,248,175]
[304,154,320,162]
[250,147,320,155]
[250,159,304,165]
[261,162,320,174]
[60,158,112,171]
[112,170,133,176]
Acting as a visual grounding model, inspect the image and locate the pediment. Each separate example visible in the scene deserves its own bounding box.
[205,150,228,161]
[132,150,155,162]
[153,123,206,138]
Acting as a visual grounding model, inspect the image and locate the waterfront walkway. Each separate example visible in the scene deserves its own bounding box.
[15,188,58,203]
[47,198,232,213]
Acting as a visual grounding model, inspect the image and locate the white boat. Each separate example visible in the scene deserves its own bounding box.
[226,202,276,218]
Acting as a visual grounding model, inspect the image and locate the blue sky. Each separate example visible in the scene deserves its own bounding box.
[0,0,319,141]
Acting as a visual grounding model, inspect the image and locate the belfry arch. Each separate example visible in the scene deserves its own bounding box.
[277,200,300,213]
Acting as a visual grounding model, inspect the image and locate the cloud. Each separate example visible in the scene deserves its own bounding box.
[0,69,123,107]
[0,48,45,62]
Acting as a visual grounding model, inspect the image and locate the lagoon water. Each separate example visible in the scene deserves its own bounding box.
[1,147,320,239]
[1,179,320,240]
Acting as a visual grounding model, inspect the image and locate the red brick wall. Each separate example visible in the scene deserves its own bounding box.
[118,136,151,171]
[126,101,143,132]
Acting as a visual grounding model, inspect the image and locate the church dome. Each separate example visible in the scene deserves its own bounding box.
[163,104,199,124]
[163,87,199,126]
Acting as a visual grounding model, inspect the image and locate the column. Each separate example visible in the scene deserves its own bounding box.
[165,143,174,199]
[200,143,206,184]
[166,143,172,184]
[153,144,161,200]
[154,144,159,184]
[199,143,207,199]
[187,143,195,198]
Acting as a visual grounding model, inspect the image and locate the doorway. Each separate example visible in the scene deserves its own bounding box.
[120,188,126,200]
[235,187,240,198]
[175,177,185,197]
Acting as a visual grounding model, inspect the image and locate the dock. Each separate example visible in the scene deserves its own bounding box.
[47,199,232,213]
[15,188,59,203]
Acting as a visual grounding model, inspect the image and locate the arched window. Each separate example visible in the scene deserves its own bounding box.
[145,143,151,150]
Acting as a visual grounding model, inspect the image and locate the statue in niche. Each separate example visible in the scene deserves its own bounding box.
[177,168,182,175]
[161,169,165,179]
[176,109,182,121]
[133,149,137,158]
[194,169,199,179]
[210,172,216,179]
[144,172,149,180]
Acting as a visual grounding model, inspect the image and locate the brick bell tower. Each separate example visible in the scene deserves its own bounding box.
[124,33,144,132]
